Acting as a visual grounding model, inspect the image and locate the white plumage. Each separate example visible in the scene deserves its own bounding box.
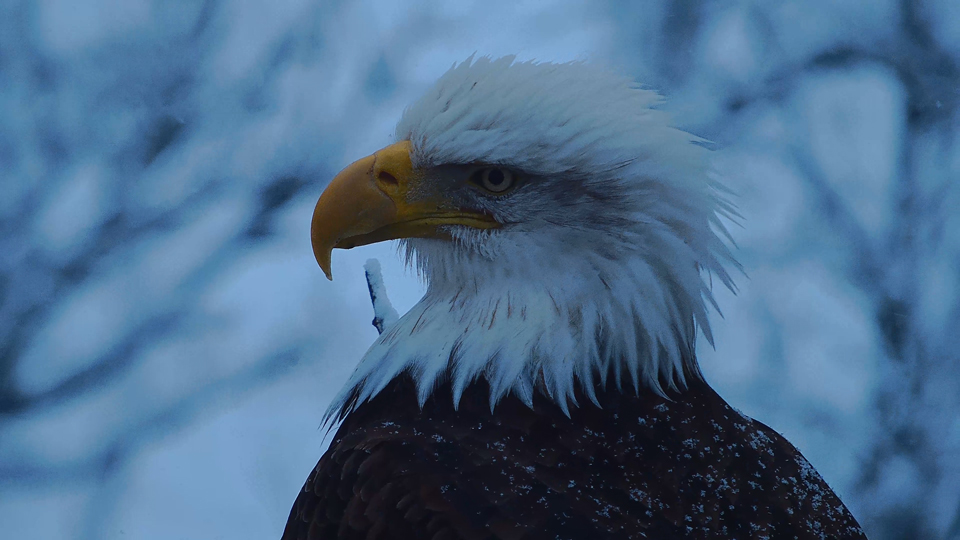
[325,56,738,421]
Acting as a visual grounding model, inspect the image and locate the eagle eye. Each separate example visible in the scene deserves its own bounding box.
[472,167,516,194]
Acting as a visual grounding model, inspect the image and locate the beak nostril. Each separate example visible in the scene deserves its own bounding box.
[377,171,399,186]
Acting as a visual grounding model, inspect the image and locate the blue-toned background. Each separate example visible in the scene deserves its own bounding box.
[2,1,958,539]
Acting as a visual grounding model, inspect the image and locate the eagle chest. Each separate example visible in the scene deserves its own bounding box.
[282,376,866,540]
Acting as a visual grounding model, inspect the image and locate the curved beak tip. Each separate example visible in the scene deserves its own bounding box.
[311,223,335,280]
[314,245,334,281]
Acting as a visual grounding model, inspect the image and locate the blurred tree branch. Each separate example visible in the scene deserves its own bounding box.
[77,348,301,540]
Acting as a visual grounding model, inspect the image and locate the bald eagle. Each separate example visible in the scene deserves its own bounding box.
[283,57,867,540]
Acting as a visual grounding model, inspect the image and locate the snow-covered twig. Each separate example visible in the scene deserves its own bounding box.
[364,259,399,334]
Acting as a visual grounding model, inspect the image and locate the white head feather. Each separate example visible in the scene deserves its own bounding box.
[326,56,737,421]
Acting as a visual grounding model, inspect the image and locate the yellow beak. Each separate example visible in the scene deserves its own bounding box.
[310,140,500,280]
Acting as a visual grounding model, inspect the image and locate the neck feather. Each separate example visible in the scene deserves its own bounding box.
[323,244,716,424]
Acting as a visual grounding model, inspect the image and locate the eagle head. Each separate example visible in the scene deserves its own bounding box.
[312,57,738,419]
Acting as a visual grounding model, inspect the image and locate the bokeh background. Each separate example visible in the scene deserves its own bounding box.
[2,1,959,538]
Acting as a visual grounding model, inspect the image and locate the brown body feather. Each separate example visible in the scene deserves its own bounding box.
[282,373,866,539]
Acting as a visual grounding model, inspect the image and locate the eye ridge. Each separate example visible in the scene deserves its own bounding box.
[471,167,516,194]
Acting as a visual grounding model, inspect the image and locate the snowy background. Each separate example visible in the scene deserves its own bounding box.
[2,1,959,539]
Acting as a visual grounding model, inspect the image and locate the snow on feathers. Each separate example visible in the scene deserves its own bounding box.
[325,56,738,422]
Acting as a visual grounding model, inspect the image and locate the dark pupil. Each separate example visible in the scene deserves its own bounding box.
[487,169,505,186]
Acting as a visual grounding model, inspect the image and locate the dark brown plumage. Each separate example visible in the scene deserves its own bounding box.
[282,371,866,539]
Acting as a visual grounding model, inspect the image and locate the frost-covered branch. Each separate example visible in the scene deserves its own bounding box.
[364,259,399,335]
